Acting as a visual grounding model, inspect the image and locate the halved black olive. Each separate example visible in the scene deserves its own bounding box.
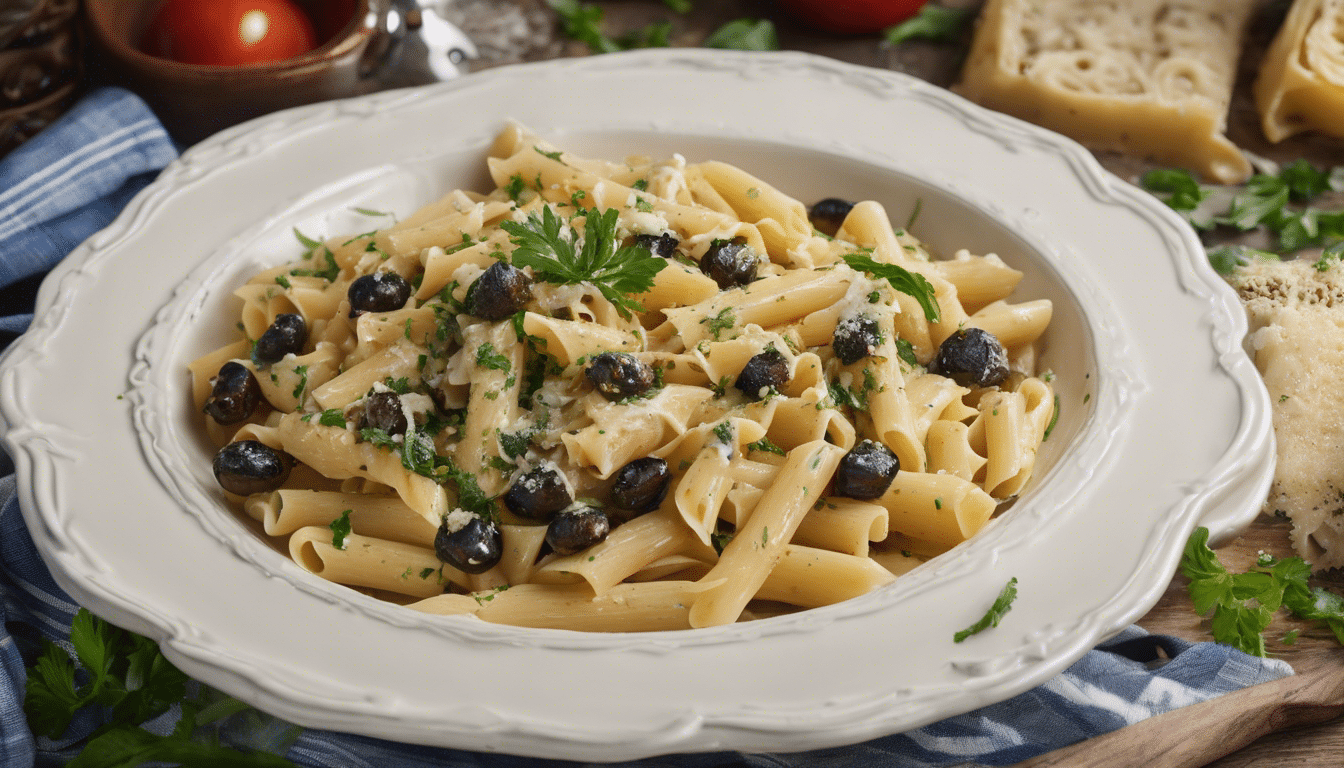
[610,457,671,514]
[503,465,572,520]
[734,349,790,401]
[809,198,855,238]
[833,440,899,500]
[252,313,307,366]
[465,261,532,321]
[933,327,1010,388]
[585,352,656,401]
[435,514,503,574]
[832,315,882,366]
[634,233,680,259]
[546,505,610,555]
[700,238,759,289]
[360,391,406,435]
[348,272,412,317]
[203,361,261,424]
[213,440,294,496]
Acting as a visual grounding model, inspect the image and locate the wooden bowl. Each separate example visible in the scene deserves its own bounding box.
[84,0,392,145]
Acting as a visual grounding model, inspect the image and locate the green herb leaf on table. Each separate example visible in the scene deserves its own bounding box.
[25,608,297,766]
[954,577,1018,642]
[501,206,667,320]
[1181,526,1344,656]
[883,5,974,45]
[703,19,779,51]
[546,0,672,53]
[842,252,942,323]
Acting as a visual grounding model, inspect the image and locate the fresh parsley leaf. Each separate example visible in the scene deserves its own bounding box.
[1279,159,1334,201]
[318,409,347,428]
[843,252,941,323]
[703,19,779,51]
[953,577,1019,642]
[25,609,296,766]
[1141,168,1209,212]
[329,510,353,549]
[501,206,667,319]
[1217,174,1290,231]
[1206,244,1277,276]
[292,228,322,252]
[894,338,919,368]
[547,0,620,53]
[663,0,691,11]
[746,437,785,456]
[1181,526,1344,655]
[884,4,973,44]
[506,173,527,203]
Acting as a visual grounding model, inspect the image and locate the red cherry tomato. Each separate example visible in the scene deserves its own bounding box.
[778,0,930,35]
[142,0,317,66]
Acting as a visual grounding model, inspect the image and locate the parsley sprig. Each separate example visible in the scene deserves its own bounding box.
[842,252,942,323]
[25,609,297,767]
[1141,161,1344,274]
[884,5,974,45]
[501,206,667,319]
[1181,527,1344,657]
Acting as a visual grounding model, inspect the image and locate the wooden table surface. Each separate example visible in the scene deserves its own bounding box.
[452,2,1344,765]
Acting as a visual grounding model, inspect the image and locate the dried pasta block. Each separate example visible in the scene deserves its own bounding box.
[1255,0,1344,142]
[955,0,1257,183]
[1232,257,1344,570]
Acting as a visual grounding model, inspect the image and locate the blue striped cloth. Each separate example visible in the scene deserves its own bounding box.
[0,88,1294,768]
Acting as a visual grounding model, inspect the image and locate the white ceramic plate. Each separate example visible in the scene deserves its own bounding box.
[0,50,1273,761]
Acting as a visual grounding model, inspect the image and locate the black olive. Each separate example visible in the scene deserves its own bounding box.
[833,440,900,500]
[435,515,503,574]
[360,391,407,435]
[734,349,790,401]
[634,233,680,259]
[832,315,882,366]
[610,457,671,514]
[348,272,412,317]
[585,352,656,401]
[465,261,532,321]
[933,328,1010,388]
[546,505,610,555]
[213,440,294,496]
[700,238,759,290]
[809,198,855,238]
[203,361,261,424]
[503,465,572,520]
[252,313,307,366]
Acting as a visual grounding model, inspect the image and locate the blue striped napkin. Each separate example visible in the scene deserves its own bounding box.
[0,87,1294,768]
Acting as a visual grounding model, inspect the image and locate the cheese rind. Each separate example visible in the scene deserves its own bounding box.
[1233,257,1344,570]
[1255,0,1344,143]
[955,0,1256,183]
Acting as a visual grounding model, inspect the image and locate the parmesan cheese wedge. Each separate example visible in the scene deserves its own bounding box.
[1255,0,1344,143]
[955,0,1257,183]
[1232,257,1344,570]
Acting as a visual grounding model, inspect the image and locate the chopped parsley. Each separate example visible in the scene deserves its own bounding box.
[475,342,511,373]
[505,173,527,203]
[701,307,736,340]
[953,577,1018,643]
[712,420,734,445]
[291,365,309,400]
[318,408,348,428]
[329,509,353,550]
[746,436,786,456]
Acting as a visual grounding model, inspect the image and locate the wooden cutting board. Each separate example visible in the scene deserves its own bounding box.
[1017,514,1344,768]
